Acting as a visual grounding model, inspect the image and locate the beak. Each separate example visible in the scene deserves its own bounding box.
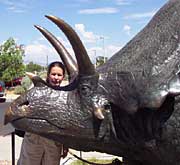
[94,108,104,120]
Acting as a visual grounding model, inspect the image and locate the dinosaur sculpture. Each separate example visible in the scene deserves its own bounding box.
[4,0,180,164]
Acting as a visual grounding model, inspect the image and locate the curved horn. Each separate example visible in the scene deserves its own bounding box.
[45,15,95,76]
[34,25,78,79]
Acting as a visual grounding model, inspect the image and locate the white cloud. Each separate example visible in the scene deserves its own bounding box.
[75,24,99,43]
[88,47,101,63]
[116,0,131,5]
[123,24,131,35]
[36,36,70,47]
[123,10,156,19]
[56,36,73,47]
[0,0,32,13]
[7,7,25,13]
[23,36,75,66]
[79,7,119,14]
[23,39,122,67]
[23,21,121,66]
[107,44,122,56]
[87,44,122,63]
[103,44,122,60]
[24,44,58,65]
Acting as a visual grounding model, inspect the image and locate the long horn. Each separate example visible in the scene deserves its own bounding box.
[34,25,78,79]
[45,15,95,76]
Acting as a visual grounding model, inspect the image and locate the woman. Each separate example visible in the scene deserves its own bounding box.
[18,61,68,165]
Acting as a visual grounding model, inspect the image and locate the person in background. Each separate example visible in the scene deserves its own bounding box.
[18,61,68,165]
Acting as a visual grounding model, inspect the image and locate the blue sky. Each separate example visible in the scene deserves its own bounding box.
[0,0,168,65]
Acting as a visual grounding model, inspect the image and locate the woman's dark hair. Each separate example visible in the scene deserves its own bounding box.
[46,61,65,83]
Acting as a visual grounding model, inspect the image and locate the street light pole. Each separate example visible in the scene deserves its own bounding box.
[92,49,96,68]
[99,36,105,63]
[46,55,49,68]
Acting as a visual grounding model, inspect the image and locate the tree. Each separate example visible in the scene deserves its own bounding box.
[25,61,44,73]
[0,38,25,83]
[96,56,108,67]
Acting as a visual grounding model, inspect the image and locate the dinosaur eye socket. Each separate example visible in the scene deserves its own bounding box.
[80,85,92,96]
[104,103,111,110]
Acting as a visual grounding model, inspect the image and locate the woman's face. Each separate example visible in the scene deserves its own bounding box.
[48,66,64,86]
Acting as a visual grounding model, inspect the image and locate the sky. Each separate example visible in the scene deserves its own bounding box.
[0,0,168,66]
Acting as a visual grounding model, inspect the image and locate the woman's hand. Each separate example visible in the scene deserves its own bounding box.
[62,146,69,158]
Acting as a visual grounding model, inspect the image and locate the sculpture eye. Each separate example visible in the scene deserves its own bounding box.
[104,103,111,110]
[80,85,92,96]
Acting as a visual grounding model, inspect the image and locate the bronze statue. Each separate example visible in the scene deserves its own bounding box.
[4,0,180,164]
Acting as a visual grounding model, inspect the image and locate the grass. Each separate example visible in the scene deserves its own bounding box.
[70,157,122,165]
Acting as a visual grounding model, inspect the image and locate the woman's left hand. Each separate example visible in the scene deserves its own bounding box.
[62,146,69,158]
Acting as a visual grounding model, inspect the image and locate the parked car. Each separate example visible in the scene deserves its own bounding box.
[0,81,6,102]
[5,77,23,88]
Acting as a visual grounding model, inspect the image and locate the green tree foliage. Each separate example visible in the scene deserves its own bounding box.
[71,157,115,165]
[25,61,44,73]
[96,56,108,67]
[0,38,25,83]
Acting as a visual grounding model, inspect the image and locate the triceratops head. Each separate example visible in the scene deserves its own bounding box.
[5,15,119,153]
